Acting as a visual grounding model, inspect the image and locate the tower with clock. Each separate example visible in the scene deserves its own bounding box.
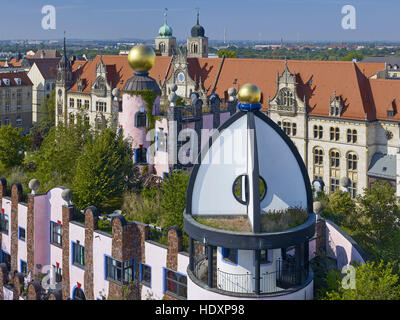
[160,48,208,106]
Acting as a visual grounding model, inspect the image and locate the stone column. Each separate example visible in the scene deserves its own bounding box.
[84,206,98,300]
[0,178,6,258]
[61,205,75,300]
[163,226,182,300]
[10,183,22,274]
[27,194,35,275]
[0,263,8,300]
[27,282,42,300]
[13,272,24,299]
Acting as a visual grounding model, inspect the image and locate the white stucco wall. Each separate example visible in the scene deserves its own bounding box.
[69,222,85,298]
[93,230,112,300]
[17,204,27,272]
[141,241,168,300]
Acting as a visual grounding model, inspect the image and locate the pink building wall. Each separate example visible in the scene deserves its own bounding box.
[325,220,366,269]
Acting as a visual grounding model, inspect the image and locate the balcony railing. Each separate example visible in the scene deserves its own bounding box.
[193,257,308,295]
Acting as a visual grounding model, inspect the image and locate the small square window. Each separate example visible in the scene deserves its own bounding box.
[20,260,27,274]
[18,227,25,241]
[140,264,151,287]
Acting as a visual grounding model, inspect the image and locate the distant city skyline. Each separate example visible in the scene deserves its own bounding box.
[1,0,399,42]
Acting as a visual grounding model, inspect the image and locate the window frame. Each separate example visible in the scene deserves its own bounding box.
[50,221,62,247]
[105,255,135,284]
[72,241,85,269]
[0,213,9,235]
[164,268,187,300]
[18,226,25,241]
[222,248,238,265]
[140,263,152,288]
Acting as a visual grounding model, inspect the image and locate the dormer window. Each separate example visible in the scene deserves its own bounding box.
[14,78,21,85]
[387,110,395,118]
[329,92,342,117]
[279,88,295,107]
[3,79,10,86]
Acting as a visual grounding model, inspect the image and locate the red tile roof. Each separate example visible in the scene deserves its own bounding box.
[68,55,399,121]
[0,72,33,86]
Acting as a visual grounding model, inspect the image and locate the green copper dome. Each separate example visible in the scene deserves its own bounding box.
[159,23,173,38]
[158,9,173,38]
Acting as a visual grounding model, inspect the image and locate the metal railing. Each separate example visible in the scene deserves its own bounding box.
[192,258,307,295]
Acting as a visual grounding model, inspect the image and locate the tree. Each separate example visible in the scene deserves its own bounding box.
[72,128,134,212]
[31,120,93,192]
[30,90,56,149]
[0,125,31,170]
[323,261,400,300]
[341,52,364,61]
[356,181,400,246]
[327,189,356,227]
[218,49,238,58]
[160,171,190,230]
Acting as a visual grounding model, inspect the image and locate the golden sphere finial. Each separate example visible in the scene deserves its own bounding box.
[238,83,261,104]
[127,45,156,73]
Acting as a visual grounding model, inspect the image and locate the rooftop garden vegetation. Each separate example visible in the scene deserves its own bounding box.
[194,207,309,233]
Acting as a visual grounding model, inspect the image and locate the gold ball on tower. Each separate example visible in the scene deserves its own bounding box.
[127,45,156,73]
[238,83,261,104]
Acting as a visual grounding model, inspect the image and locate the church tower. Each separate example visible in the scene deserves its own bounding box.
[155,8,177,56]
[187,8,208,58]
[55,34,73,126]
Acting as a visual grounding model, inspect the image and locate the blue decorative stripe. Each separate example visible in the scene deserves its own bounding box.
[238,102,262,111]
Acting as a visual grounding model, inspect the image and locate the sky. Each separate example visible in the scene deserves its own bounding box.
[0,0,399,42]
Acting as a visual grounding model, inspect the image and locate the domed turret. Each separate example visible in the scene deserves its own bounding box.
[158,10,173,38]
[191,9,205,37]
[124,45,160,93]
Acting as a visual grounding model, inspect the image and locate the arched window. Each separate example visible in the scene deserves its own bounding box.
[313,147,324,180]
[330,127,339,141]
[347,129,357,143]
[135,112,147,127]
[347,152,358,198]
[329,149,340,193]
[73,287,86,300]
[191,43,198,54]
[159,42,166,53]
[135,147,147,164]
